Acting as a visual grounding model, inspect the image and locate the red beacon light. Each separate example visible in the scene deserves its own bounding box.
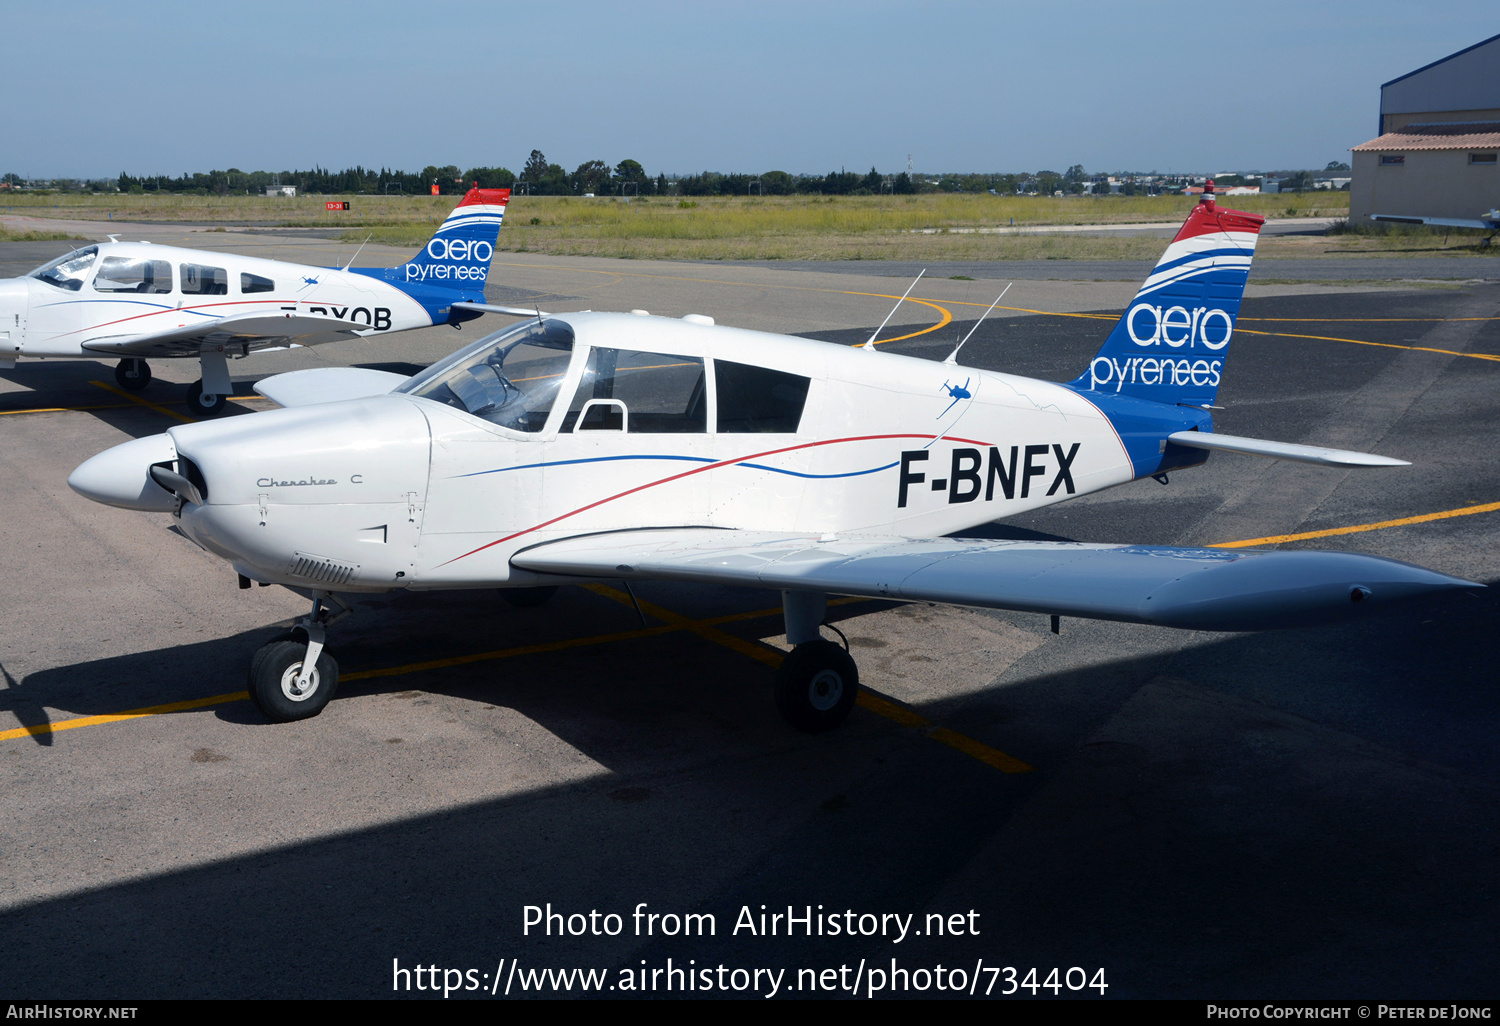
[1199,178,1217,210]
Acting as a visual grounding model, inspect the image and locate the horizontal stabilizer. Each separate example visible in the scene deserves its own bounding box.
[513,528,1477,632]
[452,301,552,318]
[80,312,368,359]
[1166,431,1409,467]
[254,367,411,408]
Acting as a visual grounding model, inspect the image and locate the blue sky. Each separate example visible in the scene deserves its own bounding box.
[2,1,1494,179]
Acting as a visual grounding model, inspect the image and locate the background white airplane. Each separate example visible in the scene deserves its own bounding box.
[1371,209,1500,247]
[0,186,511,415]
[69,184,1478,731]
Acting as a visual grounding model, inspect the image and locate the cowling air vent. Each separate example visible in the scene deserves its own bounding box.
[287,552,359,586]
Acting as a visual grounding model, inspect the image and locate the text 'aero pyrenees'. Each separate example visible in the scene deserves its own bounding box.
[69,182,1478,730]
[0,187,511,415]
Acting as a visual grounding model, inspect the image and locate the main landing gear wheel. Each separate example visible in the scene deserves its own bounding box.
[774,639,859,733]
[499,585,559,608]
[248,638,339,722]
[114,358,151,391]
[186,379,228,418]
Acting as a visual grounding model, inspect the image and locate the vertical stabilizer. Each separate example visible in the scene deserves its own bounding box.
[1068,182,1265,408]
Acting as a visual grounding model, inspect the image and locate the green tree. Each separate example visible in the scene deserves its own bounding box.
[613,159,649,195]
[522,150,550,184]
[572,160,610,195]
[465,167,516,189]
[760,170,794,195]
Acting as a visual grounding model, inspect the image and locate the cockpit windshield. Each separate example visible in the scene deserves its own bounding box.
[29,247,98,291]
[397,317,576,433]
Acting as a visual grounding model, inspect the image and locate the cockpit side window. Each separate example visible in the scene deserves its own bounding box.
[182,263,229,295]
[28,247,98,291]
[561,348,707,433]
[398,318,577,433]
[715,360,809,433]
[93,256,173,294]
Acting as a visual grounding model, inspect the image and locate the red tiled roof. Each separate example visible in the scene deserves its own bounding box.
[1352,122,1500,151]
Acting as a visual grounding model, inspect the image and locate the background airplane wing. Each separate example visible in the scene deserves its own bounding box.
[511,527,1477,632]
[1370,214,1500,230]
[79,312,369,358]
[254,366,411,407]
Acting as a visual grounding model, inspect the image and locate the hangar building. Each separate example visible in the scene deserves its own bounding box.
[1348,32,1500,224]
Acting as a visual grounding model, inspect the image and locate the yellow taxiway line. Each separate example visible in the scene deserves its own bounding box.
[1209,500,1500,549]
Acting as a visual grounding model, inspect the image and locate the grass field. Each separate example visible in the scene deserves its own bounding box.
[6,189,1489,261]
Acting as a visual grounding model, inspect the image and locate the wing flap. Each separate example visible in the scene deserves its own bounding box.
[512,528,1477,631]
[1166,431,1409,467]
[80,312,368,358]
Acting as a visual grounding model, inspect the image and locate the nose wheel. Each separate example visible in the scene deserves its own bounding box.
[249,592,351,722]
[114,358,152,391]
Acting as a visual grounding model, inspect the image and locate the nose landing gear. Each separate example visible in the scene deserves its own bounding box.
[249,592,352,721]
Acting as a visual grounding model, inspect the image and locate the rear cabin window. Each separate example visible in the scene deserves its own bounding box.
[93,257,173,294]
[240,272,275,293]
[715,360,810,433]
[562,348,707,433]
[181,263,228,295]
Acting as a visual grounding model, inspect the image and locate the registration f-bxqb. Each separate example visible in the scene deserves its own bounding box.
[69,184,1478,730]
[1,187,511,415]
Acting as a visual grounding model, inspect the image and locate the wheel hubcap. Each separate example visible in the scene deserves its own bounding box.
[807,669,843,711]
[279,662,319,701]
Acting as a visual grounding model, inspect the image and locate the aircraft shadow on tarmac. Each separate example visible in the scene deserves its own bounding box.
[1,582,1495,998]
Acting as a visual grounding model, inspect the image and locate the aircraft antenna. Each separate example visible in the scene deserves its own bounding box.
[862,269,926,350]
[944,282,1011,366]
[341,233,374,272]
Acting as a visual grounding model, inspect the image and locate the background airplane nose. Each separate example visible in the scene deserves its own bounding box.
[68,434,180,512]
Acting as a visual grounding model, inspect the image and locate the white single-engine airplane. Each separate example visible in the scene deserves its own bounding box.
[0,187,511,415]
[69,183,1478,730]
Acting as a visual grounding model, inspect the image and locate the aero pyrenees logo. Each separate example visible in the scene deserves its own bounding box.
[1124,304,1233,350]
[427,238,494,263]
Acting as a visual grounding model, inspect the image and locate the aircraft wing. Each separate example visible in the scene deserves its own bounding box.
[511,527,1478,632]
[254,367,411,407]
[1371,214,1500,230]
[79,312,370,359]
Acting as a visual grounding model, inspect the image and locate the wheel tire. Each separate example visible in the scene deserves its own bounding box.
[774,639,859,733]
[248,640,338,722]
[114,358,151,391]
[500,585,559,608]
[186,379,228,417]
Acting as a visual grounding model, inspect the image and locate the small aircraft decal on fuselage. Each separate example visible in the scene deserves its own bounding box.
[938,377,972,418]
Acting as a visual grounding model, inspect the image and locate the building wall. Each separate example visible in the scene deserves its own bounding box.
[1384,107,1500,132]
[1381,36,1500,131]
[1349,150,1500,223]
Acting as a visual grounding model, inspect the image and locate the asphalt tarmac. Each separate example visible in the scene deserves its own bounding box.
[0,235,1497,1000]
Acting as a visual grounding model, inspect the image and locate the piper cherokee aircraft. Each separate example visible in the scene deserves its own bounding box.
[69,182,1478,731]
[0,186,511,416]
